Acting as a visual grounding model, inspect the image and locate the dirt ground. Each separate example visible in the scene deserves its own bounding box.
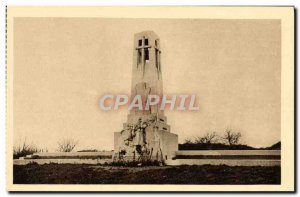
[13,163,280,184]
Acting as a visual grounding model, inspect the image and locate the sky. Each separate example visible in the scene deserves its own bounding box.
[13,18,281,151]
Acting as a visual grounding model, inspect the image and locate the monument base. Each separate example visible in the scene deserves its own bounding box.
[113,128,178,162]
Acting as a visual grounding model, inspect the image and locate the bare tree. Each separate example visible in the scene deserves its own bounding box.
[195,132,218,144]
[57,138,78,152]
[222,129,241,146]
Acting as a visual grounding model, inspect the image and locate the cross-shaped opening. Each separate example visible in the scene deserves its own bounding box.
[144,48,149,62]
[136,37,152,65]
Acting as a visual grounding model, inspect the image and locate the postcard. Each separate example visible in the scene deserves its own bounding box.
[6,6,294,192]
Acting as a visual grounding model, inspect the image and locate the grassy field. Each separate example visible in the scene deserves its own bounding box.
[13,163,280,184]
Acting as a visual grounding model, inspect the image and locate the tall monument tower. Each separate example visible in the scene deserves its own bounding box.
[127,31,166,125]
[114,31,178,162]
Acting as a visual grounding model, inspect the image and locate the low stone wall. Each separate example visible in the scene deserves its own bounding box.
[22,151,114,159]
[14,150,281,166]
[14,158,111,165]
[167,150,281,166]
[165,159,280,166]
[175,150,281,156]
[32,151,113,157]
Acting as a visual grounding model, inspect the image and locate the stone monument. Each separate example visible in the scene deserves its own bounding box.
[113,31,178,162]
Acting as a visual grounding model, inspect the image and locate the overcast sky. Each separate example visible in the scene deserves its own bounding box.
[13,18,281,151]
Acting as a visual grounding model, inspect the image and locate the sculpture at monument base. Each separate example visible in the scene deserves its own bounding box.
[114,114,165,162]
[113,112,179,163]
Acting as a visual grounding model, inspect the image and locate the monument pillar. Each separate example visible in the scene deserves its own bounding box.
[114,31,178,163]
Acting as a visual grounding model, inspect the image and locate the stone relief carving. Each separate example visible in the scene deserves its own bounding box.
[117,114,163,162]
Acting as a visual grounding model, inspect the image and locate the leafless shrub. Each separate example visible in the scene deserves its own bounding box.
[184,138,194,144]
[57,138,78,152]
[13,138,39,159]
[222,129,242,146]
[195,132,219,144]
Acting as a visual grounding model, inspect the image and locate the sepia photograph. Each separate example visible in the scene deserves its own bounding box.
[6,6,294,192]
